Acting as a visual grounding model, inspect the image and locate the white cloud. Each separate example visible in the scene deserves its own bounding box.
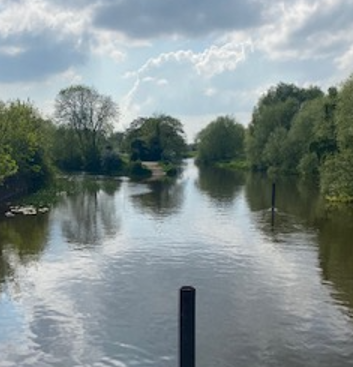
[90,30,127,63]
[257,0,353,61]
[119,38,255,127]
[0,0,352,137]
[335,46,353,72]
[194,40,254,77]
[0,45,25,56]
[0,0,90,36]
[204,88,217,97]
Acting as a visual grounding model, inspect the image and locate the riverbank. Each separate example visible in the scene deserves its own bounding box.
[141,161,165,179]
[0,176,29,210]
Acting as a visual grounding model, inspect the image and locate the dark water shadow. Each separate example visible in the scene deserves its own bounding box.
[196,165,245,205]
[131,178,185,218]
[0,213,50,294]
[245,172,353,316]
[59,176,121,249]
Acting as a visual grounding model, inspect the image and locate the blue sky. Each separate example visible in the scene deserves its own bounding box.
[0,0,352,141]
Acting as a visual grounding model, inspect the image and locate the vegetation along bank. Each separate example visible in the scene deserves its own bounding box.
[1,74,353,204]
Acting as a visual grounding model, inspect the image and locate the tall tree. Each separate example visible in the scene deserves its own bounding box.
[55,85,118,171]
[196,115,245,164]
[246,83,323,172]
[320,76,353,200]
[123,114,187,162]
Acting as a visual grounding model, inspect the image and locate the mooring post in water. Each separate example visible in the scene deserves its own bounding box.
[179,286,196,367]
[271,182,276,227]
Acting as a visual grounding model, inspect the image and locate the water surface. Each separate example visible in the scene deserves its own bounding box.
[1,160,353,367]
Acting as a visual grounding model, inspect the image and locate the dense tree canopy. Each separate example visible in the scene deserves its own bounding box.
[55,85,118,171]
[123,114,187,162]
[320,76,353,200]
[246,83,324,172]
[196,116,245,164]
[2,76,353,203]
[0,101,53,187]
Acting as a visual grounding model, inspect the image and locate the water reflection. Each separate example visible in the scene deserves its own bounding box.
[245,172,353,315]
[0,214,49,294]
[59,176,121,248]
[1,162,353,367]
[316,207,353,314]
[131,179,184,217]
[196,165,245,204]
[245,173,325,233]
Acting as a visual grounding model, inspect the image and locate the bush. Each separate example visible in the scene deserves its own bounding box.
[128,161,152,179]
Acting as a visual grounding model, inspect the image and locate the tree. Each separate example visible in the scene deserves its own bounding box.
[335,76,353,151]
[55,85,118,171]
[246,83,324,172]
[51,125,83,171]
[123,114,187,162]
[319,75,353,201]
[0,100,53,188]
[320,151,353,201]
[196,116,245,164]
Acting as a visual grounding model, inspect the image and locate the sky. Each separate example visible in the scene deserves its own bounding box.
[0,0,352,141]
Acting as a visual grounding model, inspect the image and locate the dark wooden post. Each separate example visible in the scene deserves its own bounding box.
[179,286,196,367]
[271,182,276,227]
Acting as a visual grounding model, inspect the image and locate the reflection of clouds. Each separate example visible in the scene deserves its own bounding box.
[1,163,353,366]
[0,254,100,365]
[0,214,50,298]
[189,187,348,332]
[0,238,175,366]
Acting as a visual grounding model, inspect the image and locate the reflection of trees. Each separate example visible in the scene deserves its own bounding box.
[316,208,353,313]
[0,214,49,293]
[0,215,49,260]
[245,173,324,228]
[245,172,353,315]
[131,179,184,217]
[61,178,121,247]
[196,166,245,203]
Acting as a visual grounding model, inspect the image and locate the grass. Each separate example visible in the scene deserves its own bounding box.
[215,159,249,170]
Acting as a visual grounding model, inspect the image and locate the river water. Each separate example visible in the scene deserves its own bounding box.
[1,159,353,367]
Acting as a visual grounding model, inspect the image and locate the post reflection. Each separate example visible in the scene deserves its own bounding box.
[245,172,353,316]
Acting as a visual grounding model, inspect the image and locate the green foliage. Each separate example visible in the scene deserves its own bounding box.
[196,116,245,165]
[123,114,187,162]
[0,148,17,182]
[51,125,84,171]
[216,159,248,170]
[0,100,53,189]
[100,146,125,175]
[160,161,178,176]
[246,83,324,172]
[297,152,319,178]
[318,76,353,202]
[55,85,118,172]
[242,76,353,202]
[128,161,152,179]
[320,151,353,202]
[335,76,353,151]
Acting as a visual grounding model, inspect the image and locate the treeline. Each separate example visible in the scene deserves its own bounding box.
[0,85,189,195]
[247,75,353,202]
[196,75,353,201]
[1,75,353,202]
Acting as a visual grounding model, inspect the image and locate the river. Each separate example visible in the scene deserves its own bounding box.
[1,159,353,367]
